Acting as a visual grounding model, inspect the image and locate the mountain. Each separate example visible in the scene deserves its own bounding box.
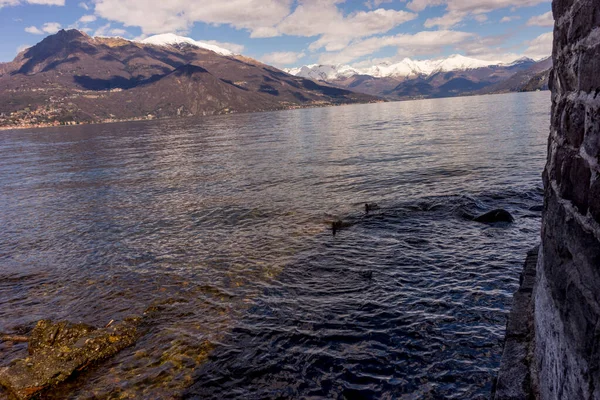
[139,33,235,56]
[285,54,506,81]
[285,56,548,100]
[476,57,552,94]
[0,30,379,128]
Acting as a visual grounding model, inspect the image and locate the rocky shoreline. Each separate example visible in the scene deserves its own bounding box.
[0,319,140,399]
[493,247,539,400]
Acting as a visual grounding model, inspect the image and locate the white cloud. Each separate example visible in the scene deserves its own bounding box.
[261,51,305,66]
[24,0,64,4]
[202,40,245,54]
[526,11,553,27]
[41,22,61,33]
[1,0,64,6]
[109,28,129,36]
[406,0,445,12]
[94,0,293,36]
[426,11,489,28]
[500,15,520,23]
[453,32,528,62]
[364,0,392,9]
[78,1,88,9]
[24,22,61,34]
[0,0,20,7]
[410,0,549,27]
[523,31,552,59]
[93,0,415,53]
[279,5,417,51]
[78,14,97,23]
[94,23,112,37]
[424,11,466,28]
[408,0,549,13]
[318,29,474,64]
[25,26,44,34]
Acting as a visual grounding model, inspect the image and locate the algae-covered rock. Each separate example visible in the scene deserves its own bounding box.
[0,318,140,400]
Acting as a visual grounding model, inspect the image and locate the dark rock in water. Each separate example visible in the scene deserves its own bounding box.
[0,318,139,400]
[332,220,342,236]
[473,209,514,223]
[365,203,380,213]
[529,205,544,212]
[332,220,353,236]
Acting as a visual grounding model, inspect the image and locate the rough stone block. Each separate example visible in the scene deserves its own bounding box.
[505,291,533,338]
[535,0,600,398]
[553,0,575,21]
[580,43,600,93]
[559,155,591,214]
[569,0,600,43]
[564,102,586,147]
[551,145,574,185]
[590,176,600,222]
[552,96,567,130]
[494,338,531,400]
[555,52,579,93]
[584,104,600,162]
[564,283,598,355]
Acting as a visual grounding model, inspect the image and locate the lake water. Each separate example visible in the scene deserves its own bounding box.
[0,91,550,399]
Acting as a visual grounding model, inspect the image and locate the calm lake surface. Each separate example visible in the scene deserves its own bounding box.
[0,92,550,399]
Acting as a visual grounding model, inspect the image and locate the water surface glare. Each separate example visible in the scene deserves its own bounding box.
[0,92,549,399]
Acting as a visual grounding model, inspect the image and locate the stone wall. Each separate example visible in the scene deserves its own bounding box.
[534,0,600,399]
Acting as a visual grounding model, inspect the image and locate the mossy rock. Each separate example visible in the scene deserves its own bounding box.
[0,318,140,399]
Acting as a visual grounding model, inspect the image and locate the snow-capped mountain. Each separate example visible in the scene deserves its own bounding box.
[139,33,235,56]
[284,64,360,81]
[500,57,536,67]
[432,54,498,73]
[283,54,549,101]
[285,54,504,81]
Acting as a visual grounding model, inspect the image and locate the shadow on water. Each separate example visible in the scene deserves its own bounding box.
[184,188,544,400]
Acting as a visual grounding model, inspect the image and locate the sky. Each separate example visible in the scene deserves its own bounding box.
[0,0,553,68]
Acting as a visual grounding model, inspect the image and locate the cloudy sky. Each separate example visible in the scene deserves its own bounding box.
[0,0,553,67]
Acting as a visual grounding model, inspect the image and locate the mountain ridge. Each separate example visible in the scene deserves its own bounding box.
[285,56,551,101]
[0,30,380,128]
[284,55,539,81]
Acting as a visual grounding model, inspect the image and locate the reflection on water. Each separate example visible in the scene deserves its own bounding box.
[0,92,549,398]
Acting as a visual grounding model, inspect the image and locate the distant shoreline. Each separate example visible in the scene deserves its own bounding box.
[0,100,385,132]
[0,90,549,132]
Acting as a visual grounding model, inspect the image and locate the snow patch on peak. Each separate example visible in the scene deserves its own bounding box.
[283,64,360,81]
[432,54,499,72]
[500,56,535,66]
[139,34,234,56]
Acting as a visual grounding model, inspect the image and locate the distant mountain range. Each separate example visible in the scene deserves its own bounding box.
[0,30,378,128]
[0,29,551,128]
[285,55,551,100]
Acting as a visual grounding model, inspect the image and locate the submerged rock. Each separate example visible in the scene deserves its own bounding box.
[472,209,514,223]
[0,318,140,400]
[365,203,380,213]
[331,220,353,236]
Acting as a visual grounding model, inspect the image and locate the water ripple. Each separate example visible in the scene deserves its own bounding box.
[0,92,550,399]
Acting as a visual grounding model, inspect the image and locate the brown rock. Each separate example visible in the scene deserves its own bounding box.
[0,318,139,400]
